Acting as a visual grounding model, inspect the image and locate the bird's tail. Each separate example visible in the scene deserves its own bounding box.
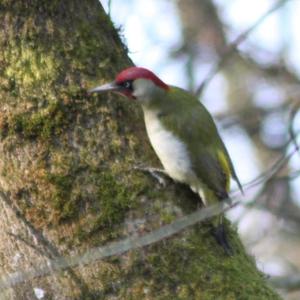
[199,187,233,255]
[213,215,233,255]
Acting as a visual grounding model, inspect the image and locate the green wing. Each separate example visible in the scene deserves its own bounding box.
[158,86,242,199]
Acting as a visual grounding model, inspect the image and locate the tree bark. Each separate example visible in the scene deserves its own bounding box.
[0,1,280,299]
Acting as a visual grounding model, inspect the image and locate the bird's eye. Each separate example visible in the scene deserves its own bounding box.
[123,81,132,90]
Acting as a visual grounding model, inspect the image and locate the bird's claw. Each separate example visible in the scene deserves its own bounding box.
[134,166,169,187]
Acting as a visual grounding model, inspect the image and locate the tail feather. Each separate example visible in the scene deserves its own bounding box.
[213,216,233,255]
[233,173,244,195]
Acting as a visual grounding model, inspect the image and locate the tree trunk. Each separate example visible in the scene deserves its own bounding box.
[0,1,280,299]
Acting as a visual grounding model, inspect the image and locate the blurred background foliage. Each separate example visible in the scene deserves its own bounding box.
[101,0,300,299]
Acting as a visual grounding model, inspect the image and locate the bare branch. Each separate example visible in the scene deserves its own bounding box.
[288,103,300,158]
[196,0,290,97]
[232,146,296,195]
[0,200,236,290]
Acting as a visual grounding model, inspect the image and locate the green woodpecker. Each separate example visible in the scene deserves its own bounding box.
[89,67,243,253]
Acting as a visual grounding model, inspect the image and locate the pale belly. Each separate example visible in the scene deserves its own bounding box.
[144,111,197,185]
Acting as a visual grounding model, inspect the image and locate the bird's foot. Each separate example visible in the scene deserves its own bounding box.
[134,166,169,187]
[213,224,234,256]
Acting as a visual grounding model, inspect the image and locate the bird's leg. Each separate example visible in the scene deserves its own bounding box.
[213,215,233,256]
[133,166,169,187]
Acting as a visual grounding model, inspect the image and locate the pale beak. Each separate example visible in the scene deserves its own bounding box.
[88,81,120,94]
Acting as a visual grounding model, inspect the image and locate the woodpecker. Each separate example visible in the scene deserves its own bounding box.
[89,67,243,253]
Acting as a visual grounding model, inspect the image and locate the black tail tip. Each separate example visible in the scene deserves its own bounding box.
[213,224,234,256]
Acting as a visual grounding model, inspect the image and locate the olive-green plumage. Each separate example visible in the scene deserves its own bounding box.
[144,85,242,205]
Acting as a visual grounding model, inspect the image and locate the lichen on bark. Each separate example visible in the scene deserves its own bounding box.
[0,1,281,299]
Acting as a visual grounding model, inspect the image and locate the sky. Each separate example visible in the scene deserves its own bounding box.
[102,0,300,79]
